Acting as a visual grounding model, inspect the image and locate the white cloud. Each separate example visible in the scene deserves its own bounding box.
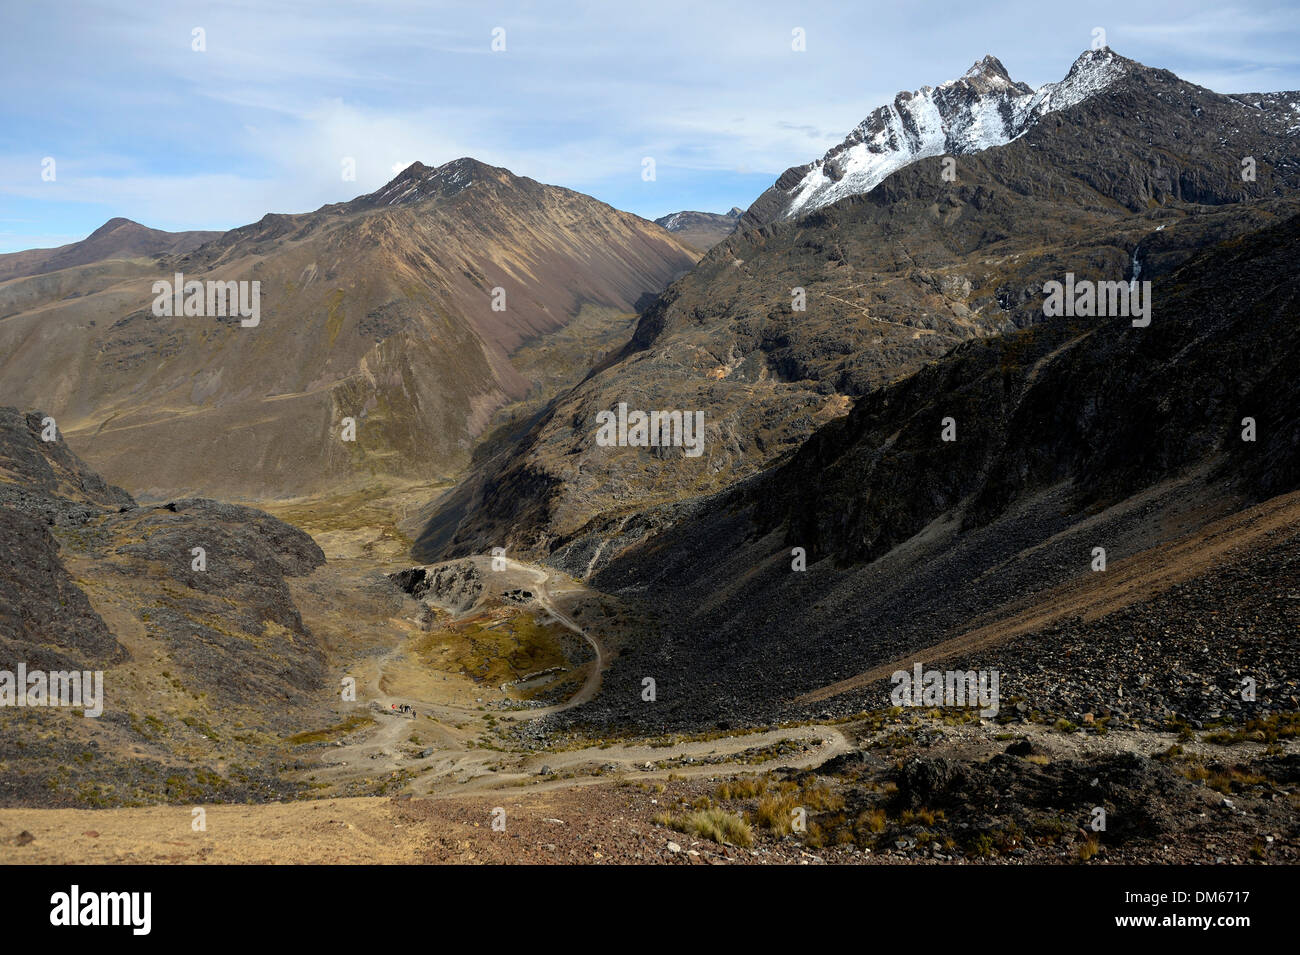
[1,0,1297,249]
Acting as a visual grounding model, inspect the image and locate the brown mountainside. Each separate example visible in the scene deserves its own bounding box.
[0,217,220,284]
[0,159,698,500]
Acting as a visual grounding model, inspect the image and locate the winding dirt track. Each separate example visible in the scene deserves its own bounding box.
[313,556,848,797]
[497,557,607,717]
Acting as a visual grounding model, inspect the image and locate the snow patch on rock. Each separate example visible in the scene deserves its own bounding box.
[778,49,1128,221]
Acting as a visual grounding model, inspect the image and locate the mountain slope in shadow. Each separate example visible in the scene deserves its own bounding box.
[571,211,1300,732]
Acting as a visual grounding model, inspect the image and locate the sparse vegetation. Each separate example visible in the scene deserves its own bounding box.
[653,808,754,848]
[1077,834,1101,861]
[286,714,375,746]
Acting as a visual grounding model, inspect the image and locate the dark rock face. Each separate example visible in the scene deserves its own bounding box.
[897,755,964,809]
[0,410,134,522]
[107,499,327,701]
[0,405,328,703]
[388,566,429,598]
[388,559,483,614]
[756,211,1300,566]
[1005,739,1042,757]
[0,408,132,670]
[892,751,1179,842]
[0,508,127,670]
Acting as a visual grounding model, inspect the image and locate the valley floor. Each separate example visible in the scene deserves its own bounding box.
[5,482,1296,865]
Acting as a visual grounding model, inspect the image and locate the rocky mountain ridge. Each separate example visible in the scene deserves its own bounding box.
[740,48,1300,227]
[415,50,1300,569]
[654,207,743,250]
[0,217,220,284]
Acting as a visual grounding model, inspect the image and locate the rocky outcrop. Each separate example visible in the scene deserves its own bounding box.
[388,558,483,614]
[0,406,337,806]
[0,508,127,671]
[0,405,328,702]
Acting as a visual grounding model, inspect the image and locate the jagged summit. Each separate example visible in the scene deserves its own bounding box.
[741,48,1131,226]
[944,54,1026,93]
[359,157,510,207]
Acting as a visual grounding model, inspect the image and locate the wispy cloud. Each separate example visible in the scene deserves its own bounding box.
[1,0,1298,251]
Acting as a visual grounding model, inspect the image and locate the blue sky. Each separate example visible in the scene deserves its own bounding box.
[2,0,1298,252]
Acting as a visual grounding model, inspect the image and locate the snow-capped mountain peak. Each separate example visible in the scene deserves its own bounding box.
[745,49,1129,225]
